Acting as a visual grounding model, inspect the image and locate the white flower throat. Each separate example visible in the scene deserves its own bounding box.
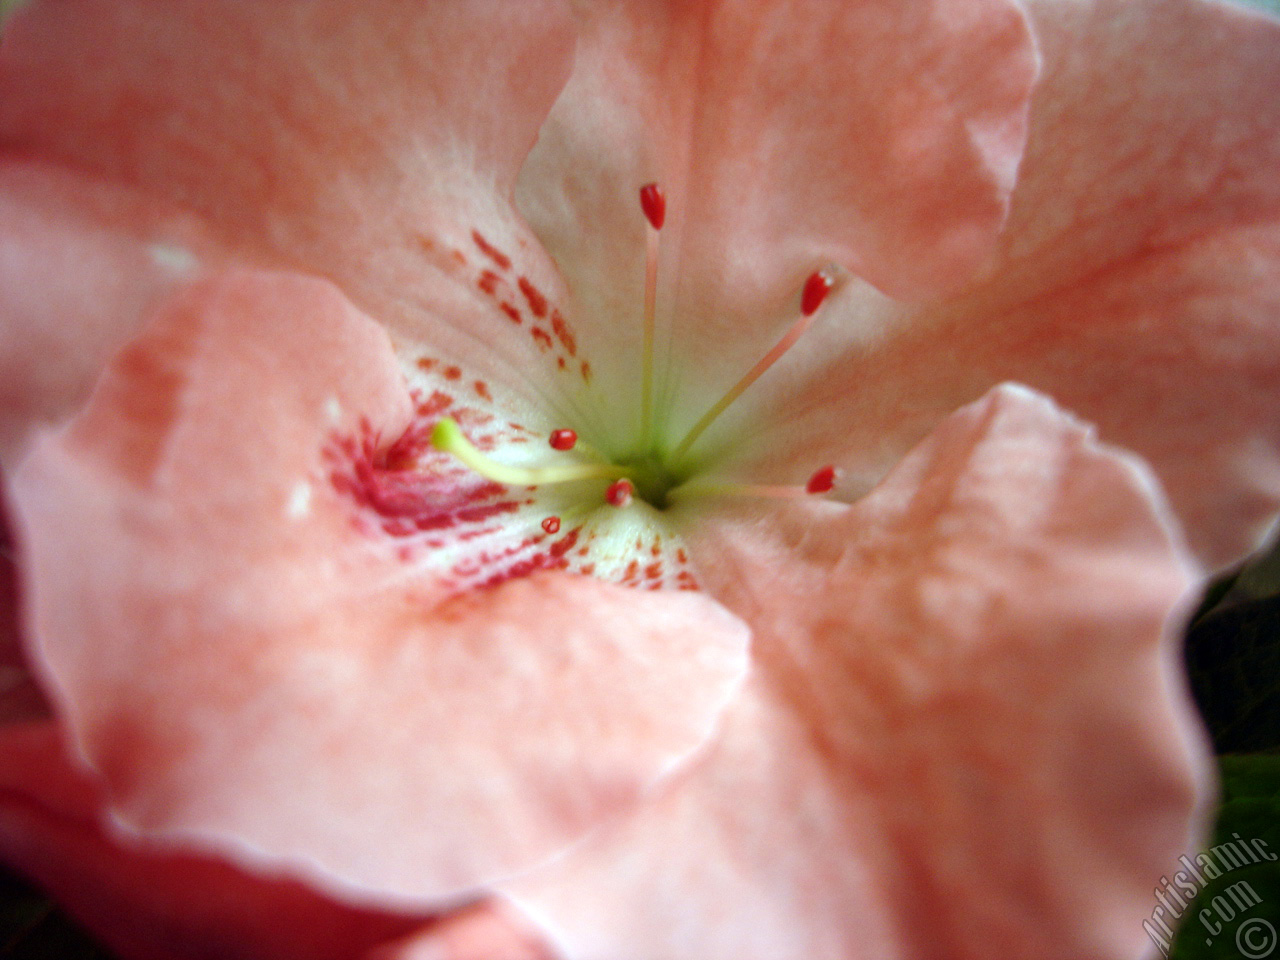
[330,183,845,595]
[430,182,841,522]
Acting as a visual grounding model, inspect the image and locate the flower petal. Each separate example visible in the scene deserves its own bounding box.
[368,901,557,960]
[514,0,1036,425]
[723,0,1280,570]
[0,721,428,960]
[0,160,219,465]
[0,0,572,237]
[0,0,577,373]
[0,492,47,725]
[8,270,750,902]
[506,384,1210,960]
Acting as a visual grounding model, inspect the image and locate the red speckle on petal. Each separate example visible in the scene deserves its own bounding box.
[517,276,548,318]
[548,528,581,559]
[542,516,561,534]
[416,391,453,417]
[549,429,577,451]
[532,328,553,351]
[474,380,492,402]
[499,302,522,324]
[580,360,592,383]
[801,269,835,316]
[380,423,430,471]
[606,479,634,508]
[471,230,512,270]
[550,309,577,356]
[639,183,666,230]
[806,465,838,494]
[443,365,462,381]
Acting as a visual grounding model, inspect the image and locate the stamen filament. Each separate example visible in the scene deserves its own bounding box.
[639,183,665,447]
[667,479,817,502]
[670,463,840,503]
[640,225,659,445]
[432,418,627,487]
[670,270,834,464]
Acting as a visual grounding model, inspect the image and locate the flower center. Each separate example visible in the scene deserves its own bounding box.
[431,182,839,515]
[615,451,687,510]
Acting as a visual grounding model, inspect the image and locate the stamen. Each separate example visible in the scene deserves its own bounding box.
[549,428,578,451]
[805,465,838,494]
[542,516,562,534]
[639,183,666,230]
[670,269,836,463]
[668,470,839,503]
[432,417,627,487]
[800,270,835,316]
[606,478,635,508]
[639,183,664,446]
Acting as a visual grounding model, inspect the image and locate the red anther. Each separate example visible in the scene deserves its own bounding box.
[606,478,635,507]
[549,428,578,451]
[806,465,838,494]
[542,516,562,534]
[801,269,835,316]
[639,183,666,231]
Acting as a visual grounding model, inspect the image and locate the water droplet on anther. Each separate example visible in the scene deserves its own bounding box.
[639,183,666,231]
[806,465,838,494]
[549,428,578,451]
[801,270,835,317]
[606,478,635,507]
[542,516,562,534]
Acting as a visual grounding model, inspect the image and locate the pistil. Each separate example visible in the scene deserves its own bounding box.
[432,418,626,487]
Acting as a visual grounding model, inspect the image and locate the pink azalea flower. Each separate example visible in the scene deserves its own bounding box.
[0,0,1278,958]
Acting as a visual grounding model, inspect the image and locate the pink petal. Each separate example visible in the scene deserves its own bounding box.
[369,901,557,960]
[0,491,47,725]
[0,721,428,960]
[0,0,578,375]
[506,384,1210,960]
[0,160,220,464]
[726,0,1280,570]
[514,0,1037,405]
[8,270,749,902]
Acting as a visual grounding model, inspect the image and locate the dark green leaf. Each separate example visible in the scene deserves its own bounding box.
[1185,589,1280,754]
[1169,755,1280,959]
